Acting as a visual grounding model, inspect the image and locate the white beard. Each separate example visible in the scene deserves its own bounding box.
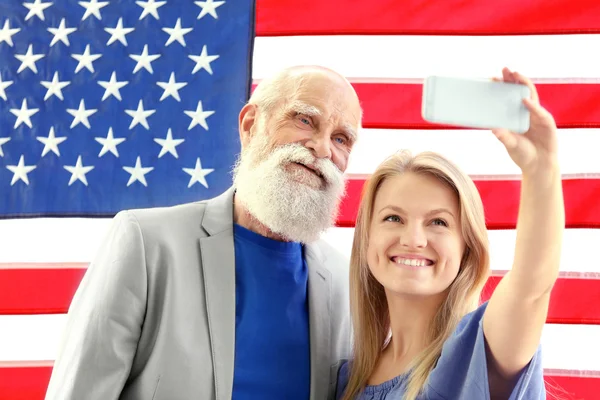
[232,131,346,244]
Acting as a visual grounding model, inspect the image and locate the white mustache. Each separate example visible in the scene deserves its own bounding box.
[270,143,343,185]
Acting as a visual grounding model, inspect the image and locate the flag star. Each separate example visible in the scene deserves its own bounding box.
[36,127,67,157]
[66,99,97,129]
[156,72,187,102]
[162,18,193,47]
[189,45,219,75]
[0,72,13,100]
[47,18,76,47]
[123,156,154,187]
[64,155,95,186]
[184,100,215,131]
[72,44,102,73]
[14,44,45,74]
[105,17,135,46]
[9,99,39,128]
[125,100,156,130]
[79,0,109,21]
[154,128,185,158]
[23,0,53,22]
[98,71,128,101]
[0,137,10,157]
[40,71,70,101]
[136,0,166,20]
[95,127,126,157]
[0,20,21,47]
[195,0,225,19]
[129,45,161,74]
[183,157,214,188]
[6,155,36,185]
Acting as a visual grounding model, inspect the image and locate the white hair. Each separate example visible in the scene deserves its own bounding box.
[232,121,346,244]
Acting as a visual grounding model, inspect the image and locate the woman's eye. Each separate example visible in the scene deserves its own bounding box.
[384,215,401,223]
[432,218,448,227]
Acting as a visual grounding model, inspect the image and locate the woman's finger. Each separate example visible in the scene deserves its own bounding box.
[514,71,540,103]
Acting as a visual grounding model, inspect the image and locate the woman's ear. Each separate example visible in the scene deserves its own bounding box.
[238,103,258,148]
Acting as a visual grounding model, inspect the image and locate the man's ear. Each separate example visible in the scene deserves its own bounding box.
[238,103,257,148]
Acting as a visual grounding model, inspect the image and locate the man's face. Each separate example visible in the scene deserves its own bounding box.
[264,72,360,175]
[233,71,361,243]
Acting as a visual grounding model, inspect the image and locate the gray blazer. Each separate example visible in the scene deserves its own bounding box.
[45,187,352,400]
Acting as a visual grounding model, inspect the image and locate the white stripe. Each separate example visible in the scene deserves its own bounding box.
[0,313,598,371]
[252,35,600,79]
[0,218,109,264]
[348,129,600,175]
[0,220,598,275]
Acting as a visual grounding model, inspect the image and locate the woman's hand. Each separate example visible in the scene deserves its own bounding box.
[491,68,559,175]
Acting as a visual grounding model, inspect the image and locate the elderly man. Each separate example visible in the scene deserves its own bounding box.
[44,65,363,400]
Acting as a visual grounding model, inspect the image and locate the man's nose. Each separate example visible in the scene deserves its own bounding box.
[305,134,332,160]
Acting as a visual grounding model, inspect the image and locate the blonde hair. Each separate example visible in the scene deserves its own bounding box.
[342,150,491,400]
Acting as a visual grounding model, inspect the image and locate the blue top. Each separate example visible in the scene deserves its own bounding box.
[231,224,311,399]
[336,302,545,400]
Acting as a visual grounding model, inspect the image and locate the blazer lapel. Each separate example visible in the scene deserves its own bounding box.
[200,188,237,400]
[305,243,332,400]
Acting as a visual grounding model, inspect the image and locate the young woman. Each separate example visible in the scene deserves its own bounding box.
[336,68,564,400]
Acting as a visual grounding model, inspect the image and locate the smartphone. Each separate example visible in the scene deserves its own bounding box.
[421,76,531,133]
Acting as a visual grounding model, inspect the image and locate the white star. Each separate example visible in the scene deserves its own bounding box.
[189,45,219,75]
[0,137,10,157]
[162,18,193,47]
[0,72,13,100]
[36,127,67,157]
[72,44,102,73]
[23,0,53,22]
[195,0,225,19]
[64,155,95,186]
[105,17,135,46]
[123,156,154,187]
[0,20,21,47]
[154,128,185,158]
[40,71,70,101]
[136,0,166,20]
[14,44,45,74]
[9,99,39,128]
[6,155,36,185]
[98,71,128,101]
[183,157,214,188]
[47,18,77,47]
[125,100,156,130]
[129,45,161,74]
[79,0,109,21]
[66,99,97,129]
[184,100,215,131]
[95,127,126,157]
[156,72,187,102]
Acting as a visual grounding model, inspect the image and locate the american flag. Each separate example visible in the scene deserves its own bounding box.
[1,0,600,399]
[0,0,252,215]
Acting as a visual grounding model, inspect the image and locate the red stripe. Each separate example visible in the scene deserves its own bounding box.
[339,178,600,229]
[482,276,600,325]
[251,82,600,129]
[0,363,597,399]
[0,267,87,315]
[2,266,600,324]
[0,364,52,400]
[255,0,600,36]
[352,83,600,130]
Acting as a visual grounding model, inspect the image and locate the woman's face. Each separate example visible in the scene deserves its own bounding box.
[366,172,466,298]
